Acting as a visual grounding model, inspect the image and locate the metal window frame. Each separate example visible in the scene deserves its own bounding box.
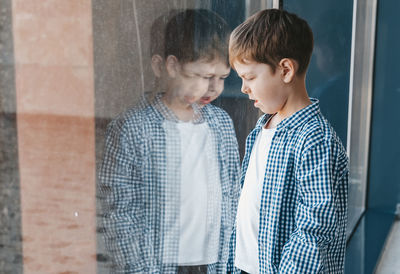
[346,0,377,238]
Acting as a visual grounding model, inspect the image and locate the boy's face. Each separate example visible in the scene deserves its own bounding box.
[197,60,230,107]
[234,60,288,114]
[170,58,230,108]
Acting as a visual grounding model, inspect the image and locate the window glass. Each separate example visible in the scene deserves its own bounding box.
[0,0,362,272]
[0,1,256,273]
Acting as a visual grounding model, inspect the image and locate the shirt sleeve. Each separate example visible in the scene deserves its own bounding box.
[98,121,149,272]
[278,139,346,273]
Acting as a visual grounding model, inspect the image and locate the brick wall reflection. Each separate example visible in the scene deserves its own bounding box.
[12,1,97,273]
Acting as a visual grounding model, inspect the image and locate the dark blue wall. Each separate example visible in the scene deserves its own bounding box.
[368,0,400,212]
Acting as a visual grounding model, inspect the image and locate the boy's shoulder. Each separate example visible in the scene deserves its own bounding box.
[203,103,235,128]
[273,99,346,158]
[290,106,349,180]
[203,103,230,118]
[106,97,158,136]
[295,109,347,159]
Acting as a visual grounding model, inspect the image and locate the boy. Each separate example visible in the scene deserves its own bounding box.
[228,9,348,273]
[99,9,241,273]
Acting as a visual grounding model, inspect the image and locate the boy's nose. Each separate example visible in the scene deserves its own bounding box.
[241,83,250,94]
[208,78,216,92]
[208,77,223,93]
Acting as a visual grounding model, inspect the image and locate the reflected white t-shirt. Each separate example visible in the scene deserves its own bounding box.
[235,126,276,274]
[163,120,221,265]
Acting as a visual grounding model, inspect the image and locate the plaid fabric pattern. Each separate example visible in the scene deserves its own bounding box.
[228,99,348,274]
[99,95,241,273]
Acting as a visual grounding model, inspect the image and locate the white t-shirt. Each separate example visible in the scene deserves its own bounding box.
[163,120,221,265]
[235,126,276,274]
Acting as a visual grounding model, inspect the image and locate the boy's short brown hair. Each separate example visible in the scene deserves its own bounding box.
[164,9,231,65]
[150,10,180,58]
[229,9,313,75]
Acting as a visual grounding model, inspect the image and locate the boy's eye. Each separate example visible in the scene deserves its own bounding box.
[240,74,255,81]
[196,74,212,80]
[182,72,195,78]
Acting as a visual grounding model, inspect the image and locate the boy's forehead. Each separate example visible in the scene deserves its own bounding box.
[233,59,257,72]
[183,58,230,71]
[187,57,228,65]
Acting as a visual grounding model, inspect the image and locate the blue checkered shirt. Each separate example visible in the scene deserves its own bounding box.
[228,99,348,274]
[99,95,241,273]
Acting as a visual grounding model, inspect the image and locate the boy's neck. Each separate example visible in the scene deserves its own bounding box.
[264,79,311,129]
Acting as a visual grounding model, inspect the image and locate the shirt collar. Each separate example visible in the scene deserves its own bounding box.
[150,93,205,124]
[256,98,320,131]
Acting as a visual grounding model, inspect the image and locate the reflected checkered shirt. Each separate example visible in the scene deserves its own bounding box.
[99,95,241,273]
[228,99,349,274]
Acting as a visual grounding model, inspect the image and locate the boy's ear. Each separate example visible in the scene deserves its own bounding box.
[279,58,297,83]
[165,55,179,78]
[151,54,164,78]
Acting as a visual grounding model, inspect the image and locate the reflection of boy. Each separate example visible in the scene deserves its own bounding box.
[99,9,241,273]
[228,9,348,273]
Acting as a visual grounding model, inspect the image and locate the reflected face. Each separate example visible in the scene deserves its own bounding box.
[234,60,287,114]
[170,59,230,108]
[197,60,230,107]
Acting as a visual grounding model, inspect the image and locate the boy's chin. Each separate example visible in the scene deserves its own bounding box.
[253,100,264,111]
[255,105,269,114]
